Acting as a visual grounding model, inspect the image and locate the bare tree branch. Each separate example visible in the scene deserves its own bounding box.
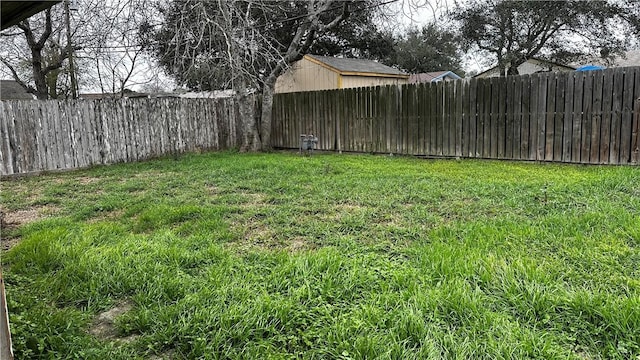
[0,57,36,94]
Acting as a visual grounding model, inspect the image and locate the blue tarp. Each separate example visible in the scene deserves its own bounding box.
[576,65,606,71]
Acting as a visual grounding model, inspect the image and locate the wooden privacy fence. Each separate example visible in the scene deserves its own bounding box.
[0,97,249,175]
[272,66,640,165]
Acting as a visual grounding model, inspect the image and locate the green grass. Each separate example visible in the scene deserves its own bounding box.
[1,152,639,359]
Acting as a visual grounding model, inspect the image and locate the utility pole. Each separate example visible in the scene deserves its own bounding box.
[64,0,78,99]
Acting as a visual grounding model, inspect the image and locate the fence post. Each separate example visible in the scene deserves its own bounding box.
[0,268,13,360]
[336,90,342,153]
[632,97,640,164]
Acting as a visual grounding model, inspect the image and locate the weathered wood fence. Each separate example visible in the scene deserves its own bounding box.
[272,66,640,165]
[0,97,249,175]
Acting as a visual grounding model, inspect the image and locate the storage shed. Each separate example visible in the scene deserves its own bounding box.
[275,54,409,93]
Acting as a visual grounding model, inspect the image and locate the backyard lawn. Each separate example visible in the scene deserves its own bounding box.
[1,152,639,359]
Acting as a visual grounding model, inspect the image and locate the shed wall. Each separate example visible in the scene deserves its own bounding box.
[275,58,338,93]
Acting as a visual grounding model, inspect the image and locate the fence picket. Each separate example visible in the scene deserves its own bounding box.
[544,73,556,161]
[601,70,614,163]
[562,72,575,163]
[476,79,491,158]
[571,72,584,163]
[554,73,566,162]
[580,72,593,163]
[519,75,529,160]
[632,71,640,164]
[468,79,477,157]
[610,68,625,164]
[590,71,604,163]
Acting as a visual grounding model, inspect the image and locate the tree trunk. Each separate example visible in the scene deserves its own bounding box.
[46,69,60,99]
[497,62,507,77]
[238,91,261,152]
[507,57,527,76]
[31,50,49,99]
[259,77,277,151]
[18,12,54,100]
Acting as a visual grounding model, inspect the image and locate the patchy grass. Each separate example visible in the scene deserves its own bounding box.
[1,151,639,359]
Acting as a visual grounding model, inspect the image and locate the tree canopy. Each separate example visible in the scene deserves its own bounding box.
[146,0,392,92]
[386,24,463,75]
[452,0,639,76]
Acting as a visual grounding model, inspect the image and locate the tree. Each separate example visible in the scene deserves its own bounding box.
[146,0,398,151]
[387,24,464,74]
[452,0,638,76]
[0,6,72,99]
[0,0,161,99]
[80,0,159,96]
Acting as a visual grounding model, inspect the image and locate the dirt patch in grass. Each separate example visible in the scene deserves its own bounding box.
[324,204,373,225]
[375,213,405,227]
[89,300,137,342]
[227,192,276,247]
[288,236,316,252]
[0,237,21,251]
[132,170,165,179]
[228,210,318,252]
[228,214,320,252]
[87,209,125,223]
[1,182,45,204]
[77,176,101,185]
[1,206,60,250]
[1,206,60,225]
[238,192,268,208]
[335,203,366,212]
[206,185,220,195]
[235,217,274,244]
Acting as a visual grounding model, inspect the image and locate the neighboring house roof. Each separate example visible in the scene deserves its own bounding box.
[179,89,236,99]
[572,49,640,69]
[79,90,149,100]
[409,71,461,83]
[0,80,34,100]
[615,50,640,67]
[1,1,61,30]
[304,54,408,78]
[475,58,575,78]
[79,93,113,100]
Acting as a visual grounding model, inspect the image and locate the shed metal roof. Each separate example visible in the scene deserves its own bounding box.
[305,54,408,77]
[615,50,640,67]
[0,80,34,100]
[409,71,461,83]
